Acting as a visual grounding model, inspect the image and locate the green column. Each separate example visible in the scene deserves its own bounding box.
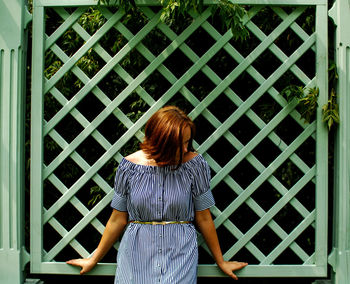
[0,1,31,283]
[329,1,350,284]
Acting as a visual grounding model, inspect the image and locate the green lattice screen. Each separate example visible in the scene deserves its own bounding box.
[31,0,328,277]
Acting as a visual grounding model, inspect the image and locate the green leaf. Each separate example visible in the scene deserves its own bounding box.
[322,88,339,130]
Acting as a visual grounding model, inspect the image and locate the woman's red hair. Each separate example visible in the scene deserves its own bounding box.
[140,106,195,167]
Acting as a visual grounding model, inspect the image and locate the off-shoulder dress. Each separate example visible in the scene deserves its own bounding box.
[111,153,215,284]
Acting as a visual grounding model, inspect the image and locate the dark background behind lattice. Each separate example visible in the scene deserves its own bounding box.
[25,1,333,282]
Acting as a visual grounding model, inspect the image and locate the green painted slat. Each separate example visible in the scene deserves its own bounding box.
[46,52,146,148]
[261,210,315,265]
[210,101,300,188]
[42,118,121,235]
[224,166,316,260]
[190,7,308,120]
[45,87,124,164]
[271,6,316,52]
[44,10,125,93]
[0,49,3,251]
[43,8,215,178]
[110,18,292,265]
[191,8,316,139]
[40,261,116,275]
[29,1,329,277]
[211,123,318,256]
[36,262,327,277]
[246,15,311,86]
[43,5,266,200]
[47,84,115,147]
[98,8,161,106]
[43,10,161,134]
[212,122,316,228]
[206,206,267,262]
[314,4,328,268]
[304,253,315,265]
[45,7,87,51]
[46,40,146,142]
[190,107,314,262]
[30,5,45,273]
[98,8,311,263]
[44,214,90,261]
[203,153,312,262]
[55,6,155,108]
[138,10,302,209]
[198,13,317,144]
[43,129,114,223]
[44,191,114,261]
[42,10,229,221]
[0,50,11,251]
[35,0,327,7]
[46,173,122,253]
[0,1,30,277]
[197,32,316,158]
[196,263,326,277]
[329,0,350,282]
[149,7,314,185]
[47,175,106,234]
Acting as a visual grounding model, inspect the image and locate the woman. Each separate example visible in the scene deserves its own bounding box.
[67,106,247,283]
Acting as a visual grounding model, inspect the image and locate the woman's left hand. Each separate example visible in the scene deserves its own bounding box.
[218,261,248,280]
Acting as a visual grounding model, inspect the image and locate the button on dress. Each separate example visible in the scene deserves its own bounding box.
[110,154,215,284]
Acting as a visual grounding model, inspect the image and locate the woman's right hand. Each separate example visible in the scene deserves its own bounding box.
[66,258,97,275]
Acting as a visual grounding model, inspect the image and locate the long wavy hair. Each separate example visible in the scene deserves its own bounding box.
[140,106,195,167]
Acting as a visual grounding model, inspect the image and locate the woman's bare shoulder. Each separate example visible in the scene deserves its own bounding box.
[124,150,144,163]
[183,151,198,163]
[124,150,155,166]
[125,151,198,165]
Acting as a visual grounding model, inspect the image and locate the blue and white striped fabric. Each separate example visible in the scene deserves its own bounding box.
[110,153,215,284]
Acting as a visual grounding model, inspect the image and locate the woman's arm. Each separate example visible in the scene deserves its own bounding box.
[66,209,128,274]
[195,208,248,280]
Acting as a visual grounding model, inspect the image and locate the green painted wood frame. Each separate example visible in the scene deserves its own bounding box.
[30,0,328,278]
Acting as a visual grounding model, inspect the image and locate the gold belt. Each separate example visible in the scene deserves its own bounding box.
[129,220,191,225]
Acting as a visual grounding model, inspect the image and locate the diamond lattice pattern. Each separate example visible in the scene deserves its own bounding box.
[40,5,319,266]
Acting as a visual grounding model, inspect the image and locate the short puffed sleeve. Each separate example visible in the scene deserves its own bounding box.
[110,163,129,212]
[191,155,215,211]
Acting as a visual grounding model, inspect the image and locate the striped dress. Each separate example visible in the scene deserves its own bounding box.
[111,153,215,284]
